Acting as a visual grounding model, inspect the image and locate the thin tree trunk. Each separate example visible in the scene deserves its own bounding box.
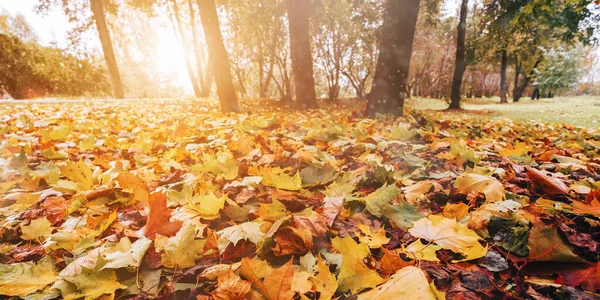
[90,0,125,99]
[513,55,543,102]
[258,42,266,98]
[365,0,420,117]
[449,0,469,109]
[499,49,508,103]
[197,0,239,112]
[171,0,202,98]
[188,0,210,97]
[287,0,318,109]
[512,56,521,102]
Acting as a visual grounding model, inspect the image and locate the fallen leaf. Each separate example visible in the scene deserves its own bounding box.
[144,192,183,239]
[331,235,384,293]
[357,266,437,300]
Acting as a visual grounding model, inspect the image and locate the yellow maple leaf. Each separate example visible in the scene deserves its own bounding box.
[331,235,383,294]
[454,173,505,202]
[357,266,437,300]
[408,215,487,261]
[498,141,532,157]
[357,224,390,248]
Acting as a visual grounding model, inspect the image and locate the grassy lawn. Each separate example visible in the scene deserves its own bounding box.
[408,96,600,128]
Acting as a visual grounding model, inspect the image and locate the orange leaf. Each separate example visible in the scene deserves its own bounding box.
[525,167,568,196]
[144,192,182,239]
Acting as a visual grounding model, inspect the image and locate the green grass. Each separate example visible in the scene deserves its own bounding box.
[407,96,600,128]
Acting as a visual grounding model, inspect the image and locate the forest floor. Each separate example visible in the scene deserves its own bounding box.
[409,95,600,128]
[0,97,599,299]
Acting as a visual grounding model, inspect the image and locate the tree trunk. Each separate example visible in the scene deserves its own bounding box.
[258,42,265,98]
[197,0,239,112]
[499,50,508,103]
[365,0,420,117]
[188,0,210,97]
[448,0,468,110]
[90,0,125,99]
[513,55,542,102]
[171,0,202,98]
[512,57,521,102]
[287,0,318,109]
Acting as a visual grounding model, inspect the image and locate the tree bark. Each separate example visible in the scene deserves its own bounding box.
[365,0,420,117]
[513,55,543,102]
[197,0,239,112]
[287,0,318,109]
[512,56,522,102]
[90,0,125,99]
[499,49,507,103]
[188,0,210,97]
[171,0,202,98]
[448,0,469,110]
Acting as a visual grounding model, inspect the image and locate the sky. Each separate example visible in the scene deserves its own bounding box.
[1,0,71,47]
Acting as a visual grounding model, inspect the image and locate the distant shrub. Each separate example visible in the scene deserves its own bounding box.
[0,33,111,99]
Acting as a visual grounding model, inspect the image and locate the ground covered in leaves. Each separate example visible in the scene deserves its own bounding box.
[1,99,600,300]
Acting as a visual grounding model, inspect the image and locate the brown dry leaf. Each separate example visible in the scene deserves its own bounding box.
[272,226,313,256]
[144,192,182,239]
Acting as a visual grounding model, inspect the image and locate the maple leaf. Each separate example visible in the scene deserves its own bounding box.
[380,248,412,276]
[321,195,344,227]
[527,222,586,263]
[144,192,183,239]
[0,256,58,297]
[252,166,302,191]
[154,222,206,268]
[525,166,568,196]
[362,184,423,230]
[357,266,437,300]
[60,160,93,191]
[454,173,505,202]
[556,263,600,293]
[240,258,295,300]
[402,181,441,204]
[187,192,226,220]
[498,141,532,157]
[115,172,149,204]
[211,268,252,300]
[217,222,265,253]
[259,198,289,222]
[310,258,337,300]
[356,224,390,248]
[408,215,487,261]
[20,217,52,240]
[331,235,384,294]
[102,236,152,269]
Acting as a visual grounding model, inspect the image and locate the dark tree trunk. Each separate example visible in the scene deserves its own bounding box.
[90,0,125,99]
[287,0,318,109]
[172,0,202,98]
[448,0,468,110]
[513,55,542,102]
[531,86,540,100]
[365,0,420,117]
[499,49,508,103]
[188,0,210,97]
[197,0,239,112]
[512,57,522,102]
